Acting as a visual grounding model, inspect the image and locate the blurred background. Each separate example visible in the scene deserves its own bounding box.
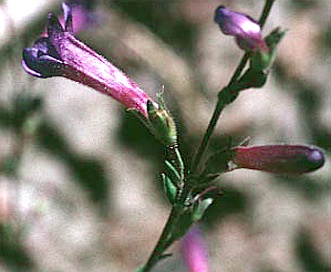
[0,0,330,271]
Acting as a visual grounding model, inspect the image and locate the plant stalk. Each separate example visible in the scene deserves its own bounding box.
[141,1,276,271]
[190,0,276,175]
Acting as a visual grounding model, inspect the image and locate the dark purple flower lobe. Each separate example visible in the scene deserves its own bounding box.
[22,37,64,78]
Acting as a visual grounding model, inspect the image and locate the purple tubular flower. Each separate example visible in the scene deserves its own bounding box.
[181,226,209,272]
[231,145,325,174]
[22,3,151,117]
[214,5,267,52]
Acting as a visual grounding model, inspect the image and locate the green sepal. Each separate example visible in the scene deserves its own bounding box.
[204,149,233,175]
[192,198,214,222]
[161,173,177,204]
[147,99,177,147]
[235,67,268,91]
[264,27,286,68]
[203,136,254,175]
[265,27,287,51]
[250,27,286,72]
[250,50,271,72]
[127,108,151,130]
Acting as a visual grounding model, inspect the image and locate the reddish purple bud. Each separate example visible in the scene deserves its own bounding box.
[214,6,267,52]
[22,3,152,117]
[181,226,209,272]
[231,145,325,174]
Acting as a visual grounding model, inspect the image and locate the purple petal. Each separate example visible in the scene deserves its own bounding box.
[62,3,74,33]
[214,6,265,51]
[21,57,44,78]
[22,38,64,78]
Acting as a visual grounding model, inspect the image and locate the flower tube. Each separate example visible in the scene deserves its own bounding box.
[22,3,152,117]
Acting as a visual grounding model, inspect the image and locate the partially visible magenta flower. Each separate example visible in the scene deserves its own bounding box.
[66,0,98,33]
[180,226,209,272]
[231,145,325,174]
[214,5,268,52]
[41,1,99,36]
[22,3,152,117]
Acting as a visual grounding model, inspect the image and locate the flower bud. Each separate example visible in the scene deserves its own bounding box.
[214,6,267,52]
[231,145,325,174]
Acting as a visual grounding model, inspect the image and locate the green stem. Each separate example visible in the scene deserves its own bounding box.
[142,146,186,272]
[259,0,275,28]
[142,180,192,272]
[190,0,276,175]
[141,206,177,272]
[140,1,276,271]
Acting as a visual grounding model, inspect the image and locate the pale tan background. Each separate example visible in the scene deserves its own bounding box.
[0,0,330,271]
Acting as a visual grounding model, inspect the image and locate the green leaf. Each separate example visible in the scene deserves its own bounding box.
[161,173,177,204]
[165,160,181,184]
